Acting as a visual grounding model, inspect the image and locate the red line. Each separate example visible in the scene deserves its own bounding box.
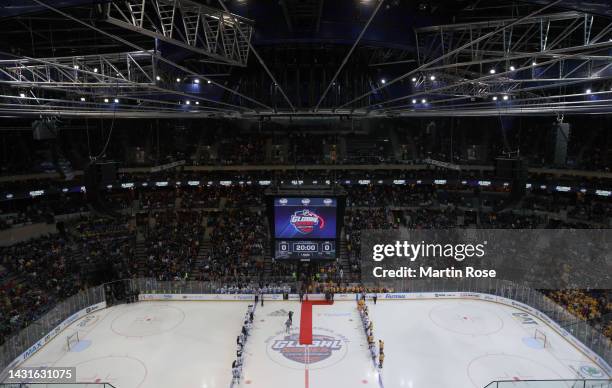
[300,301,333,388]
[299,301,333,345]
[304,345,310,388]
[299,302,313,345]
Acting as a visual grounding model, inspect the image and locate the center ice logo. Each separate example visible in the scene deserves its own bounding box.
[271,333,342,364]
[290,209,325,234]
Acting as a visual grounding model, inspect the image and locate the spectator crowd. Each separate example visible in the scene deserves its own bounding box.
[0,175,610,349]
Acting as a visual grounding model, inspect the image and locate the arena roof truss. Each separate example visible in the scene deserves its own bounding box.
[103,0,253,67]
[1,0,612,118]
[0,51,248,116]
[356,5,612,116]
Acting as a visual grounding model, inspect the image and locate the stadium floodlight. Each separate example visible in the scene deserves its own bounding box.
[532,61,537,66]
[93,68,99,73]
[195,101,200,105]
[104,98,109,103]
[492,96,498,101]
[176,78,181,82]
[73,65,79,69]
[207,80,212,84]
[429,75,436,81]
[19,92,26,98]
[502,95,509,101]
[489,69,496,74]
[186,100,191,105]
[156,76,161,81]
[412,99,417,104]
[411,77,417,82]
[194,79,200,84]
[421,98,427,103]
[586,89,592,94]
[509,66,516,71]
[114,98,119,103]
[381,79,386,84]
[80,97,86,102]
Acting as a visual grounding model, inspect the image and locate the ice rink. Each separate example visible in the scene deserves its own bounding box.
[368,299,610,388]
[16,301,250,388]
[6,298,610,388]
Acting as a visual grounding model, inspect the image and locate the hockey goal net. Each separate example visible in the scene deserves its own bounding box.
[534,328,548,348]
[66,332,80,350]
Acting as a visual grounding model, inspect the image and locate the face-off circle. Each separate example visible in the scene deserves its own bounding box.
[111,304,185,337]
[265,327,349,370]
[429,302,504,336]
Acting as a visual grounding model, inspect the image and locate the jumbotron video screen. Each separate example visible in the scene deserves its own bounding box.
[273,197,339,260]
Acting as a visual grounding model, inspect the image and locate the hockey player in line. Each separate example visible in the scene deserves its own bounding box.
[369,340,377,361]
[285,318,292,334]
[288,310,293,324]
[357,298,365,312]
[363,315,371,331]
[232,363,240,385]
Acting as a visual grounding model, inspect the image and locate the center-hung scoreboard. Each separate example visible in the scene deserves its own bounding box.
[267,188,345,261]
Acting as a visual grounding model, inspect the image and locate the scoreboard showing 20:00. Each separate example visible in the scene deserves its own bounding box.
[275,240,336,259]
[273,197,338,260]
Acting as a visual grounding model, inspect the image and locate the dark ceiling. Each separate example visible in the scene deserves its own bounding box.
[0,0,611,118]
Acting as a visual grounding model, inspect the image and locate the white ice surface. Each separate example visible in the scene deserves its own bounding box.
[7,298,609,388]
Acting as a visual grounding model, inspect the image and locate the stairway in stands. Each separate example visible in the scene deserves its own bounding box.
[338,227,352,281]
[262,239,273,280]
[135,231,147,277]
[261,215,274,281]
[192,217,213,280]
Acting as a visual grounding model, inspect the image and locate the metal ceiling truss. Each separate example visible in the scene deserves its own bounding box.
[0,51,246,115]
[0,51,156,93]
[3,0,612,118]
[103,0,254,67]
[25,0,272,113]
[413,11,612,70]
[350,3,612,116]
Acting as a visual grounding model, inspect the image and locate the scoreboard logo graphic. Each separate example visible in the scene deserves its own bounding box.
[274,197,337,240]
[290,209,325,234]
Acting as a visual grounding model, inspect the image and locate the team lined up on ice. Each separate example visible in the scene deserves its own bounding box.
[358,294,384,369]
[231,304,255,386]
[215,284,292,294]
